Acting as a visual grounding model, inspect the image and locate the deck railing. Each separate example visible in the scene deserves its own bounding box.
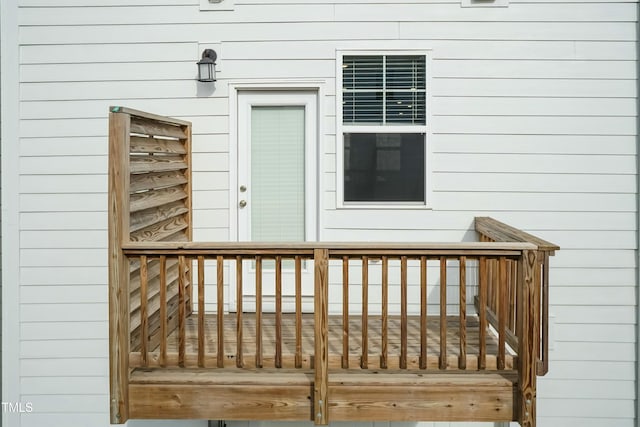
[112,237,548,426]
[475,217,559,376]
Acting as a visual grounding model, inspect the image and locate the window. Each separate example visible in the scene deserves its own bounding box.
[340,54,428,204]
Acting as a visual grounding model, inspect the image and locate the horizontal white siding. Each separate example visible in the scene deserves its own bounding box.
[12,1,638,427]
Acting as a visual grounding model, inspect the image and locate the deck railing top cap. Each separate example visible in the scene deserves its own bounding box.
[121,240,538,254]
[475,216,560,252]
[109,106,191,127]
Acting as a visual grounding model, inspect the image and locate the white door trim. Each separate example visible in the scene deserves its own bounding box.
[228,81,325,246]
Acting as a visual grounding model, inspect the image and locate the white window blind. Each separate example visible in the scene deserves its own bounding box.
[250,106,305,242]
[343,55,426,125]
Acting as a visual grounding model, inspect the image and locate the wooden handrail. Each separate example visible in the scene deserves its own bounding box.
[475,217,559,253]
[475,217,559,378]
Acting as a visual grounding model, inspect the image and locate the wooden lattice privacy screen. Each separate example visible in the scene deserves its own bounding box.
[108,106,193,358]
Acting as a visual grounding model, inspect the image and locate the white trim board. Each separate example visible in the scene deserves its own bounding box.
[1,0,22,425]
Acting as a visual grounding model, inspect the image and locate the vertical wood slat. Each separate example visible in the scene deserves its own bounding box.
[314,249,329,425]
[182,123,193,315]
[159,256,167,367]
[197,256,205,368]
[108,111,131,424]
[236,256,244,368]
[342,256,349,369]
[255,256,263,369]
[178,255,187,367]
[295,256,303,369]
[509,260,518,332]
[139,256,149,367]
[419,256,427,369]
[400,256,408,370]
[498,256,507,370]
[361,256,369,369]
[439,257,447,370]
[478,257,487,370]
[275,256,283,369]
[518,250,538,427]
[538,252,550,376]
[216,255,224,368]
[458,256,466,370]
[381,256,389,369]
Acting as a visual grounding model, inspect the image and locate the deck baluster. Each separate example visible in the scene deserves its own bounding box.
[255,256,263,368]
[478,257,487,370]
[381,256,388,369]
[459,256,467,370]
[295,256,303,368]
[178,255,187,367]
[342,256,349,369]
[216,255,224,368]
[236,256,243,368]
[275,256,283,368]
[439,257,447,370]
[159,256,167,367]
[198,256,205,367]
[400,256,408,369]
[498,256,507,370]
[361,256,369,369]
[419,256,427,369]
[139,255,149,367]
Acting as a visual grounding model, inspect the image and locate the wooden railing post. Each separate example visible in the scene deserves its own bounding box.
[108,111,130,424]
[518,250,538,427]
[314,248,329,425]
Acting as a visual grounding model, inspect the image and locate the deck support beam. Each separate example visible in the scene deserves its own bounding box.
[314,249,329,425]
[517,249,538,427]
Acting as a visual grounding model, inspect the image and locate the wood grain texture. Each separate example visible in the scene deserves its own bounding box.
[420,256,427,369]
[361,256,368,370]
[314,249,329,425]
[139,256,149,367]
[108,111,130,424]
[197,256,205,368]
[129,170,188,193]
[342,256,349,369]
[130,136,187,154]
[475,216,559,253]
[439,258,447,370]
[130,117,187,139]
[459,256,466,370]
[129,155,187,174]
[518,250,538,427]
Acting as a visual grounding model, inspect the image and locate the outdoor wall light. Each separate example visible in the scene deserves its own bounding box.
[197,49,217,82]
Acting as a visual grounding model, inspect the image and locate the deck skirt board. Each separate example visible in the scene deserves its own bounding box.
[129,369,516,422]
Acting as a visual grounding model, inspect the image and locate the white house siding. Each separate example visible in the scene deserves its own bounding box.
[6,0,638,426]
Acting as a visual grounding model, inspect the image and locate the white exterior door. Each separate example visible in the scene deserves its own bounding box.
[234,91,318,312]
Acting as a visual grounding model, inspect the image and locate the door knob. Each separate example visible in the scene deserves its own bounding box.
[239,200,247,208]
[240,185,247,192]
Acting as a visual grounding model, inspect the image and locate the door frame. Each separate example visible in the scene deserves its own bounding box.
[229,82,324,244]
[236,90,318,243]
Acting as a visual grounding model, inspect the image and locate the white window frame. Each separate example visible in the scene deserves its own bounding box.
[336,49,433,209]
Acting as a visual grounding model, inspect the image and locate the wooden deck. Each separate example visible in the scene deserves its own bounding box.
[152,313,515,370]
[109,108,558,426]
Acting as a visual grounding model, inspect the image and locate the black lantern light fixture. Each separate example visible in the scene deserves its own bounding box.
[197,49,217,82]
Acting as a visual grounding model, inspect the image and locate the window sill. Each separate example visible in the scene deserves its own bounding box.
[338,202,433,210]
